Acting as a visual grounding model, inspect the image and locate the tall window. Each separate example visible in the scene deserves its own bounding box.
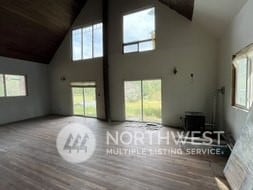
[71,82,97,117]
[0,74,27,97]
[233,49,253,109]
[72,23,103,61]
[124,79,162,123]
[123,7,155,54]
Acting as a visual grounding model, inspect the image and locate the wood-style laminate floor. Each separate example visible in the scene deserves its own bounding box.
[0,116,230,190]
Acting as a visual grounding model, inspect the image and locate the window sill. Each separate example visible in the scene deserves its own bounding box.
[72,57,103,63]
[232,106,249,113]
[0,96,28,98]
[123,49,156,55]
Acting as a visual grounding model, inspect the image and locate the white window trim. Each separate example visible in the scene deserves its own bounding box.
[122,7,156,54]
[0,74,28,98]
[233,56,253,110]
[72,22,103,62]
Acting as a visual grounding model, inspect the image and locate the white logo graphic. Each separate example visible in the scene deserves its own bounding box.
[56,123,96,163]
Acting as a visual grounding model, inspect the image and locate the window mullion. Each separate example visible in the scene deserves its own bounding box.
[141,80,144,121]
[92,25,94,59]
[249,57,252,108]
[81,28,83,60]
[246,57,251,109]
[3,74,6,97]
[246,59,249,108]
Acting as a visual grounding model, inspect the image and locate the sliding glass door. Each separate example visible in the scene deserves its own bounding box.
[125,81,142,121]
[124,79,162,123]
[143,80,162,123]
[84,87,97,117]
[73,87,85,116]
[72,82,97,118]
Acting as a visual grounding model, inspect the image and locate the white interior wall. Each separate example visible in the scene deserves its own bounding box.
[109,0,218,126]
[50,0,218,126]
[49,0,105,119]
[0,56,50,125]
[218,0,253,140]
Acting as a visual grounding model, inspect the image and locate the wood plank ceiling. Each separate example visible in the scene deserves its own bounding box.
[0,0,87,64]
[0,0,193,64]
[159,0,194,20]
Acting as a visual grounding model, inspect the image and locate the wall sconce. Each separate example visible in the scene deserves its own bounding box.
[60,76,66,81]
[173,67,178,75]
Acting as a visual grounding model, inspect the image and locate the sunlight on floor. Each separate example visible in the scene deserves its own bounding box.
[215,177,230,190]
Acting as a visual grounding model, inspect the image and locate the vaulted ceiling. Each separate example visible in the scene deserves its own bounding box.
[0,0,87,64]
[193,0,248,38]
[0,0,247,64]
[159,0,194,20]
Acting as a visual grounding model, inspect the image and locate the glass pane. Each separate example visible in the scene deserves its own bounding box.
[72,29,82,61]
[123,8,155,43]
[143,80,162,123]
[139,40,155,52]
[5,75,26,97]
[84,88,97,117]
[124,81,142,121]
[72,88,84,116]
[235,59,248,107]
[83,26,93,60]
[93,23,103,58]
[250,56,253,107]
[124,44,138,53]
[0,74,4,97]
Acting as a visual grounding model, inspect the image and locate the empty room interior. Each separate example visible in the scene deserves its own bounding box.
[1,0,253,189]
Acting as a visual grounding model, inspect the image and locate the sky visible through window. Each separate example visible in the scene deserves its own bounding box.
[123,8,155,44]
[73,29,82,61]
[72,23,103,61]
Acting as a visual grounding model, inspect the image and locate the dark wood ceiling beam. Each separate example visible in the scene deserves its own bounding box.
[159,0,194,21]
[0,0,87,64]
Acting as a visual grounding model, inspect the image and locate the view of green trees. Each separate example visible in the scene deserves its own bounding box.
[125,80,161,123]
[72,80,161,122]
[72,87,97,117]
[0,75,4,97]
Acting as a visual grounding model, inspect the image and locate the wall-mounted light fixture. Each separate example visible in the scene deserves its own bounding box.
[60,76,66,81]
[173,67,178,75]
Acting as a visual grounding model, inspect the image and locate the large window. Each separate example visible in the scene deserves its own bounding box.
[0,74,27,97]
[124,79,162,123]
[234,58,249,108]
[233,47,253,110]
[123,7,155,54]
[71,82,97,117]
[72,23,103,61]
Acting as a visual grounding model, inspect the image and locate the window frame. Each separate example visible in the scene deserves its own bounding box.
[122,7,156,54]
[123,78,162,123]
[0,74,28,98]
[72,22,103,62]
[232,56,253,110]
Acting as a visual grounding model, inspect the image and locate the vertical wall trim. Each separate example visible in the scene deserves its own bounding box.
[103,0,111,121]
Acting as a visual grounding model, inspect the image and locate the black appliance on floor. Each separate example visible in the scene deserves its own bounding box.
[184,112,205,133]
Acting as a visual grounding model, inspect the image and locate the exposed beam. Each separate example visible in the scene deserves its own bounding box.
[159,0,194,21]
